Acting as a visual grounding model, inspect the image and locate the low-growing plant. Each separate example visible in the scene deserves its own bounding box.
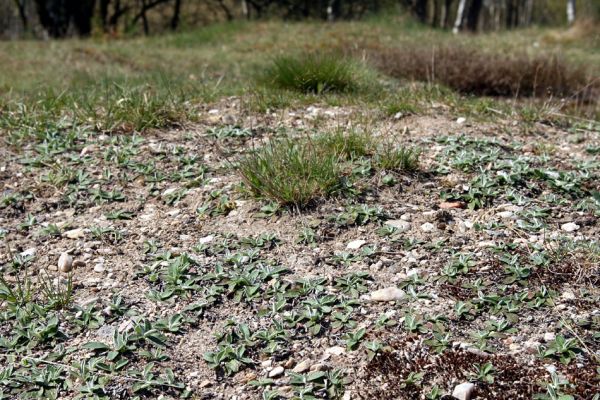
[262,53,359,94]
[238,137,344,207]
[375,144,420,172]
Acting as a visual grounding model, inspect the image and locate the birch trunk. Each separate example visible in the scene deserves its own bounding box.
[566,0,576,25]
[453,0,468,33]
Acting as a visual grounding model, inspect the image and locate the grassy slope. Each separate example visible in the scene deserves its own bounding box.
[1,18,598,127]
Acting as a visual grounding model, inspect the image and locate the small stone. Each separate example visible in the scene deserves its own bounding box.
[326,346,345,356]
[543,332,556,342]
[452,382,475,400]
[73,260,86,268]
[347,239,366,250]
[439,201,466,209]
[20,248,36,258]
[162,187,177,197]
[456,117,466,124]
[242,372,257,383]
[268,366,284,378]
[497,211,515,219]
[94,264,106,273]
[385,220,411,232]
[368,287,405,302]
[284,358,295,369]
[561,222,579,232]
[58,252,73,273]
[199,380,212,388]
[63,228,85,239]
[293,360,311,373]
[420,222,435,232]
[167,209,180,217]
[562,291,575,300]
[260,359,272,368]
[309,363,328,372]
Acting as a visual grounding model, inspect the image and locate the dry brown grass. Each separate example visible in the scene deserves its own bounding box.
[367,44,598,100]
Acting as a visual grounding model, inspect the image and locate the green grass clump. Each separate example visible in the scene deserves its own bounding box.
[238,137,343,208]
[375,144,420,172]
[316,129,375,160]
[263,53,359,94]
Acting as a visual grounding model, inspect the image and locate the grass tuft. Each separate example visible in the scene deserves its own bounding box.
[315,129,375,160]
[238,137,344,208]
[375,144,420,172]
[261,53,359,94]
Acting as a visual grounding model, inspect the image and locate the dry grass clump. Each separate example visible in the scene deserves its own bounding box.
[369,44,597,99]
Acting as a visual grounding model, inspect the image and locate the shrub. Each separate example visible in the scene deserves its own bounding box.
[238,137,344,208]
[261,53,359,94]
[369,44,596,98]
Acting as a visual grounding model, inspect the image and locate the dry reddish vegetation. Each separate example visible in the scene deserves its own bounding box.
[366,44,597,99]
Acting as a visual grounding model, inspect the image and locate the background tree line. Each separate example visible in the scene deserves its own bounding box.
[0,0,597,39]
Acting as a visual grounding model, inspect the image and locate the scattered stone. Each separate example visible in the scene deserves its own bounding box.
[543,332,556,342]
[497,211,515,219]
[20,248,36,258]
[73,260,86,268]
[347,239,366,250]
[326,346,345,356]
[167,209,180,217]
[284,358,295,369]
[58,252,73,273]
[260,359,272,368]
[562,291,576,300]
[293,360,311,373]
[385,220,411,232]
[561,222,580,232]
[420,222,435,232]
[162,187,177,197]
[368,287,405,302]
[439,201,466,209]
[63,228,86,239]
[309,363,328,372]
[268,366,284,378]
[400,213,412,221]
[452,382,475,400]
[456,117,466,124]
[199,380,212,388]
[94,264,106,273]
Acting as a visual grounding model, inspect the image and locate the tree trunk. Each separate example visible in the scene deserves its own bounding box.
[327,0,341,21]
[453,0,467,33]
[566,0,576,25]
[432,0,440,27]
[13,0,28,30]
[140,0,149,35]
[466,0,482,31]
[241,0,249,19]
[414,0,427,23]
[441,0,452,28]
[34,0,71,38]
[69,0,96,36]
[171,0,182,29]
[100,0,110,32]
[216,0,233,21]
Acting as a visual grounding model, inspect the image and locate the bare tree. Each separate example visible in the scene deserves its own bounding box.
[566,0,575,25]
